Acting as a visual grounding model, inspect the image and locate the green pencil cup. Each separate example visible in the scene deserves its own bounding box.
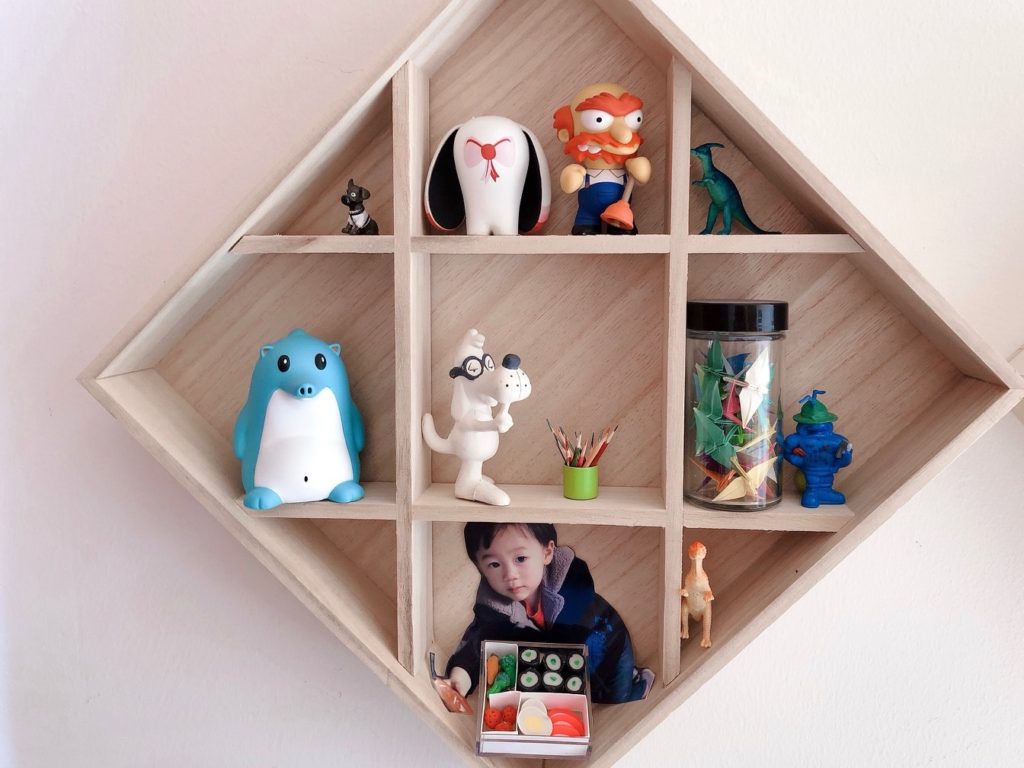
[563,465,598,500]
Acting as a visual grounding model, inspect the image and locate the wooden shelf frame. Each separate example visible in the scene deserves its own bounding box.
[78,2,1024,767]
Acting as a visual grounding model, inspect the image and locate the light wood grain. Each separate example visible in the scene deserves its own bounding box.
[242,482,397,519]
[394,61,435,675]
[413,483,666,526]
[412,234,670,254]
[688,233,863,254]
[231,235,396,254]
[682,497,854,532]
[660,57,691,685]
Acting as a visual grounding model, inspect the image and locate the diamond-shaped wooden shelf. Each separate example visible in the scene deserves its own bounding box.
[80,1,1022,765]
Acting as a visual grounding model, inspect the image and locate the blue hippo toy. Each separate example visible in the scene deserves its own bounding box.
[782,390,853,509]
[234,329,365,510]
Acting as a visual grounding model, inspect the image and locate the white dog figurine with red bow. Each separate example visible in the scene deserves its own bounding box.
[422,329,532,506]
[425,115,551,236]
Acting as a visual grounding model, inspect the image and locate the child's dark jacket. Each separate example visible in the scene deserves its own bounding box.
[445,545,641,704]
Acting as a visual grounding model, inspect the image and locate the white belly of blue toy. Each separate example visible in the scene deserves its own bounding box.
[254,389,353,503]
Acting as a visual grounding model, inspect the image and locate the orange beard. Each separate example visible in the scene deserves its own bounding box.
[563,130,642,166]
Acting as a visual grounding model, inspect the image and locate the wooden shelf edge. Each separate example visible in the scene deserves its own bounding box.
[687,233,863,255]
[230,234,396,254]
[682,499,854,533]
[412,234,671,254]
[413,484,667,526]
[241,482,398,519]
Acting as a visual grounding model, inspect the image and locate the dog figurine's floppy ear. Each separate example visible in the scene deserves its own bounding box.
[425,126,464,231]
[518,126,551,234]
[425,116,550,236]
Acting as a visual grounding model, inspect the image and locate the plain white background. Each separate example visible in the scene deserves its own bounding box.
[2,1,1023,766]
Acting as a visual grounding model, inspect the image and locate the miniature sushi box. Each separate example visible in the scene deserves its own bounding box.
[476,641,592,759]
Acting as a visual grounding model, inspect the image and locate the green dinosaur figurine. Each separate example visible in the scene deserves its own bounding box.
[691,142,779,235]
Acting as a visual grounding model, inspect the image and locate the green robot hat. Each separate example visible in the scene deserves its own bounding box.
[793,389,839,424]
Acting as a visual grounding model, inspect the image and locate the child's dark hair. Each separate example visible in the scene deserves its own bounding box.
[464,522,558,561]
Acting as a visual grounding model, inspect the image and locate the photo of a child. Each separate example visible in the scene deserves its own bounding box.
[443,522,655,704]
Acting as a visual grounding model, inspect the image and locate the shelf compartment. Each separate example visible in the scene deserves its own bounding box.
[690,104,840,235]
[413,235,670,255]
[688,251,964,503]
[431,521,666,754]
[283,80,395,236]
[427,0,669,237]
[429,251,666,490]
[231,235,396,255]
[90,369,401,670]
[677,527,826,680]
[682,497,853,533]
[413,484,666,526]
[158,251,397,486]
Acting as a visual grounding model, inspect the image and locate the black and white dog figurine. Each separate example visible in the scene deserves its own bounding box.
[340,179,379,235]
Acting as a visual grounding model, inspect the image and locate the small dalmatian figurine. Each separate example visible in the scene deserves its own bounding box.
[340,178,379,235]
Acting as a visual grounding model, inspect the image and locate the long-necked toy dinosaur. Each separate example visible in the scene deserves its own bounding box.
[691,142,779,235]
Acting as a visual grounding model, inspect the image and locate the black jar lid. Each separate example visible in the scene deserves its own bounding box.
[686,300,788,333]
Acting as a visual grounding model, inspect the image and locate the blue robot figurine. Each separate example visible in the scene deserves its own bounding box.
[783,390,853,508]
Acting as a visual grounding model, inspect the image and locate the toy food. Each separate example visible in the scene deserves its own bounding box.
[565,675,584,693]
[543,652,563,674]
[519,648,540,667]
[518,670,540,692]
[484,707,502,730]
[486,653,517,695]
[517,705,553,737]
[501,705,517,725]
[542,671,563,692]
[567,653,585,673]
[486,654,500,686]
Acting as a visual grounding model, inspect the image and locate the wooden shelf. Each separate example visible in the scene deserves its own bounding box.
[413,484,666,526]
[242,482,398,519]
[682,497,854,533]
[687,233,863,254]
[230,234,396,254]
[80,2,1021,766]
[412,234,670,254]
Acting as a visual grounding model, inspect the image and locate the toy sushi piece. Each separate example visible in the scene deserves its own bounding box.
[565,675,584,694]
[518,669,541,692]
[566,652,585,674]
[519,647,541,667]
[542,671,564,692]
[543,652,564,675]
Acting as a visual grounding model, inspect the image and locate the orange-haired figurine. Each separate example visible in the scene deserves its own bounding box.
[552,82,651,234]
[681,541,714,648]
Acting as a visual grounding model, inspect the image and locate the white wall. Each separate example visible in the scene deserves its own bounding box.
[2,1,1022,766]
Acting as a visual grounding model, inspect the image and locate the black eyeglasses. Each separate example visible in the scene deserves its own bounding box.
[449,353,495,380]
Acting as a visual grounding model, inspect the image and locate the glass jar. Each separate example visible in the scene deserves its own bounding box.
[684,301,787,510]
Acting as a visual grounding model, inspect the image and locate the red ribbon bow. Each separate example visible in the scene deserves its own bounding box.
[464,137,513,182]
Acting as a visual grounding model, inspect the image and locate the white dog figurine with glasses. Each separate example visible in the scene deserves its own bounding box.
[422,329,531,506]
